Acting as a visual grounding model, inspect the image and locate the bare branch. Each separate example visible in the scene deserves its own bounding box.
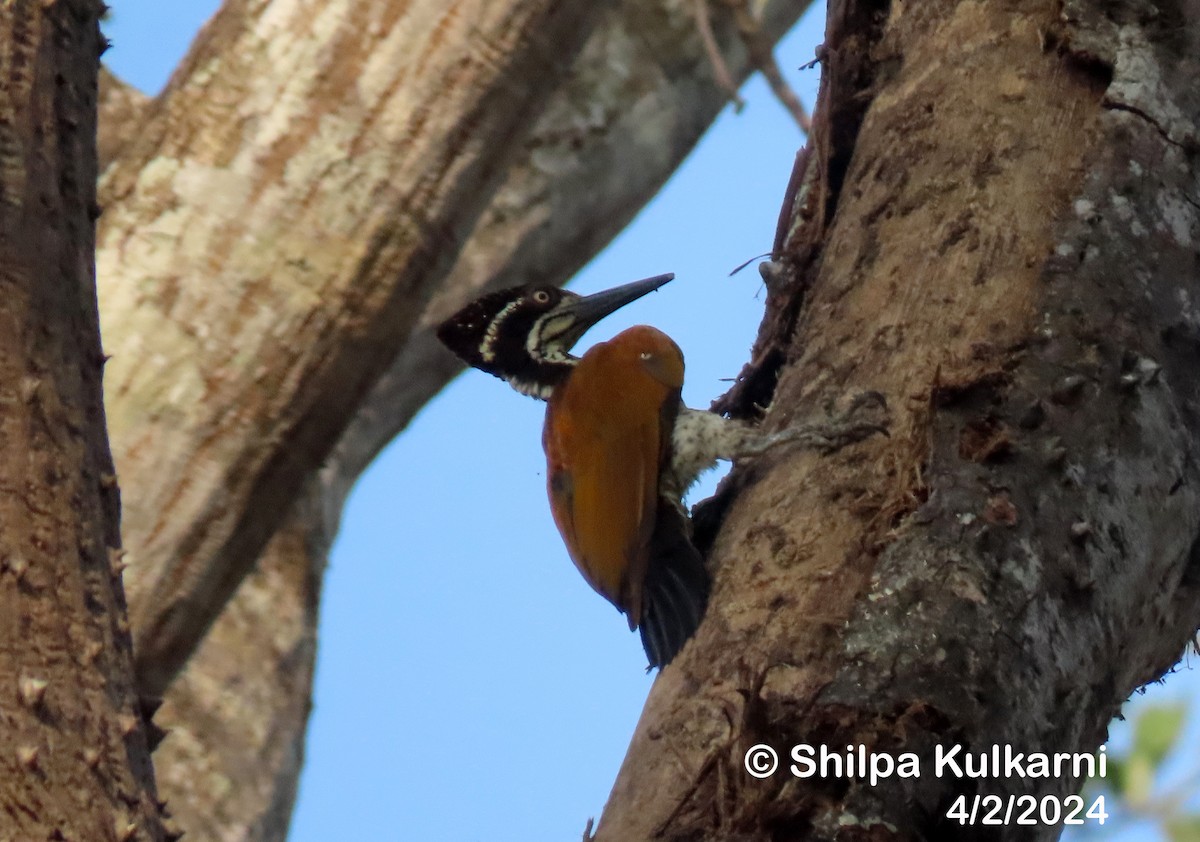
[693,0,746,112]
[724,0,811,133]
[97,0,612,699]
[97,67,149,172]
[596,0,1200,836]
[101,1,812,837]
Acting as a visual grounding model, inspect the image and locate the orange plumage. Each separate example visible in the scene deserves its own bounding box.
[543,326,698,651]
[437,274,710,668]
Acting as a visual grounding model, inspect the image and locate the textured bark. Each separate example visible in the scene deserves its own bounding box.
[97,66,147,172]
[95,1,813,839]
[96,0,611,701]
[0,2,164,839]
[150,504,324,842]
[596,0,1200,839]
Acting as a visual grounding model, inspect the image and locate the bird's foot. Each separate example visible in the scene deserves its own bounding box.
[748,391,889,456]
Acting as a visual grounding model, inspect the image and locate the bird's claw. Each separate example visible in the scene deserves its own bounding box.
[767,391,890,455]
[815,391,890,451]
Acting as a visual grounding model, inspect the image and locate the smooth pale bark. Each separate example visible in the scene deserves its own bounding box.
[96,1,813,838]
[96,0,611,701]
[596,0,1200,838]
[0,2,165,838]
[150,510,323,842]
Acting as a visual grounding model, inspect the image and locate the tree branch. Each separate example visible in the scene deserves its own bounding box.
[0,1,165,837]
[96,0,613,699]
[97,0,815,837]
[596,0,1200,837]
[150,498,325,842]
[97,66,148,172]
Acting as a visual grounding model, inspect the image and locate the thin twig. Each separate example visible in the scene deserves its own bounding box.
[692,0,746,112]
[724,0,812,133]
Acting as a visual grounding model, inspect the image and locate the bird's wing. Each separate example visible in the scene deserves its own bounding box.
[543,328,684,628]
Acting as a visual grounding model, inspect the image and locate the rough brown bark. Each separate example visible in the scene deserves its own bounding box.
[95,1,813,839]
[596,0,1200,839]
[0,1,164,839]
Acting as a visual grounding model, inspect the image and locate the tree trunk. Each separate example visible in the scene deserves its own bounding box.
[98,0,613,702]
[95,1,812,839]
[0,1,166,839]
[596,0,1200,839]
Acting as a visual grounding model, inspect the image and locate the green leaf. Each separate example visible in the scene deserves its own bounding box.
[1123,754,1153,808]
[1132,703,1188,768]
[1166,814,1200,842]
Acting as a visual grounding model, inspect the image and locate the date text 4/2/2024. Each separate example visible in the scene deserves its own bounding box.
[946,794,1109,827]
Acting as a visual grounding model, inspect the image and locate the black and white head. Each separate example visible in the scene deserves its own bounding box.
[437,273,674,398]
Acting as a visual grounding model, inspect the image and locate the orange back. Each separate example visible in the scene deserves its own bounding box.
[542,326,684,627]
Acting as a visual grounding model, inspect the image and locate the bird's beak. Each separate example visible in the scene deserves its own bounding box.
[551,272,674,349]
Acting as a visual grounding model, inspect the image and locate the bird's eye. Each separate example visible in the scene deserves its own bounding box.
[531,290,552,305]
[639,352,652,361]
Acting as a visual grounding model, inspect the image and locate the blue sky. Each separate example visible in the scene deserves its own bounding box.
[104,5,1197,841]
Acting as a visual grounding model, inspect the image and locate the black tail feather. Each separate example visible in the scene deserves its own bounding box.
[638,501,710,669]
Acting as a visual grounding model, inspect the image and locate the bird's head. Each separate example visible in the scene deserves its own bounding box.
[437,273,674,397]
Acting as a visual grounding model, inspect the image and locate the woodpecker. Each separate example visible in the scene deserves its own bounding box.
[437,273,882,668]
